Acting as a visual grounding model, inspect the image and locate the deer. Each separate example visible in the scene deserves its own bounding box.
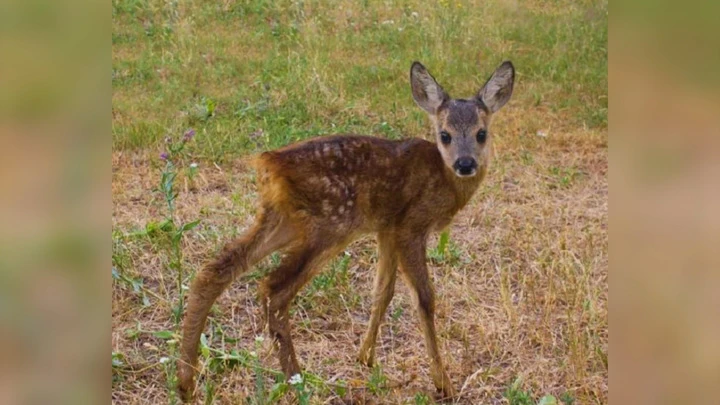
[177,60,515,401]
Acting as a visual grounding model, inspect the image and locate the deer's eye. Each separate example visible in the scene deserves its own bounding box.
[476,129,487,143]
[440,131,452,145]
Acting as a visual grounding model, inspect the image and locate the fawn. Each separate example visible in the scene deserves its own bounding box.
[177,60,515,400]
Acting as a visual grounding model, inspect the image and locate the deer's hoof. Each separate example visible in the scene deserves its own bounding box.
[177,363,195,402]
[356,349,374,367]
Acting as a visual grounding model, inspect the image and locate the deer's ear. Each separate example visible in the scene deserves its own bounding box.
[477,61,515,113]
[410,62,449,114]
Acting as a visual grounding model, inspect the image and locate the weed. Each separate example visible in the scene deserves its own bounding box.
[296,252,356,312]
[160,345,180,405]
[548,166,583,189]
[112,351,126,383]
[251,337,268,405]
[267,382,289,404]
[246,251,283,281]
[112,266,150,307]
[559,392,576,405]
[367,364,389,396]
[428,231,463,265]
[520,150,534,166]
[187,97,217,125]
[414,392,433,405]
[504,377,534,405]
[538,395,560,405]
[156,128,201,323]
[309,252,351,294]
[129,128,204,401]
[391,305,404,322]
[289,374,312,405]
[203,380,216,405]
[504,377,571,405]
[112,230,132,272]
[195,330,346,403]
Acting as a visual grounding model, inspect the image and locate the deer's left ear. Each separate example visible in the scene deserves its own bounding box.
[477,61,515,113]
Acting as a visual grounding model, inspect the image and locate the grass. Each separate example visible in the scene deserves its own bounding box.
[112,0,607,403]
[112,0,606,159]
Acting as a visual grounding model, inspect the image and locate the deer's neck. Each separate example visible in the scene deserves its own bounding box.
[445,164,486,212]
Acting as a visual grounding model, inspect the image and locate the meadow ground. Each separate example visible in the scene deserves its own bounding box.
[112,0,607,403]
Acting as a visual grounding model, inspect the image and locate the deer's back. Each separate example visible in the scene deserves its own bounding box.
[255,135,470,234]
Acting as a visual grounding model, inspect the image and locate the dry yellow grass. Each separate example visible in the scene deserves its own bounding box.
[112,124,607,404]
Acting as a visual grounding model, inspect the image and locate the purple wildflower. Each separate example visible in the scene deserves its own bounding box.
[183,129,196,141]
[160,152,169,161]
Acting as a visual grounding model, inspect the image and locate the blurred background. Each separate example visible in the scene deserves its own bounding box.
[612,1,720,403]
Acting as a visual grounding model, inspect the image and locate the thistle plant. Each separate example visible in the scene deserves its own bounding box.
[157,128,200,325]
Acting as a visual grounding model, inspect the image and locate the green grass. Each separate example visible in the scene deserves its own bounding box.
[503,376,576,405]
[112,0,607,161]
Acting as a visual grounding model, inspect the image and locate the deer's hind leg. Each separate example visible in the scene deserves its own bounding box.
[358,231,398,366]
[178,208,296,401]
[259,231,348,379]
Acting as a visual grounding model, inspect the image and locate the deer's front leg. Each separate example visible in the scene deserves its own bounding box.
[397,234,456,398]
[358,232,398,366]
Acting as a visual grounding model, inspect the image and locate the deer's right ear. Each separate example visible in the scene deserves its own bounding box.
[410,62,448,114]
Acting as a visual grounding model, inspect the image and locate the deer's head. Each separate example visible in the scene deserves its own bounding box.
[410,60,515,177]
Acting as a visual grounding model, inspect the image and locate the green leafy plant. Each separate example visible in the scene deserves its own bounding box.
[308,252,350,293]
[196,331,338,404]
[252,337,268,405]
[390,305,403,321]
[112,351,125,368]
[414,392,433,405]
[188,97,216,123]
[559,392,575,405]
[367,364,389,396]
[160,346,179,405]
[538,395,559,405]
[156,128,201,324]
[296,252,356,312]
[548,166,583,189]
[504,377,534,405]
[267,381,290,404]
[504,377,571,405]
[428,230,462,265]
[112,351,126,383]
[152,129,203,402]
[112,267,150,306]
[289,373,312,405]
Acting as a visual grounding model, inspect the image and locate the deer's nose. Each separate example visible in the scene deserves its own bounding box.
[453,157,477,175]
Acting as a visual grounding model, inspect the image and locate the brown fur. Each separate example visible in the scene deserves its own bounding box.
[177,60,515,401]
